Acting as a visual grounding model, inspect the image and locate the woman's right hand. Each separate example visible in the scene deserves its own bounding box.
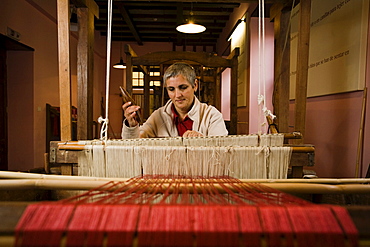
[122,102,141,127]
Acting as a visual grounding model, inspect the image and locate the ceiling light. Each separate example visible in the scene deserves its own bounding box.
[176,22,206,34]
[113,58,126,69]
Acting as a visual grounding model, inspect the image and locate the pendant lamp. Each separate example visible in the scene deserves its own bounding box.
[176,4,206,34]
[113,43,126,69]
[176,22,206,34]
[113,58,126,69]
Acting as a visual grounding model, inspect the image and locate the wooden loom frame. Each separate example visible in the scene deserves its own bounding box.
[49,135,315,178]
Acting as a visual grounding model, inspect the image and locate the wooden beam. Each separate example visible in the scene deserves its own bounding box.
[215,71,221,111]
[116,3,143,45]
[176,2,184,46]
[272,5,290,133]
[228,48,239,135]
[144,71,150,120]
[124,44,148,94]
[71,0,99,18]
[77,7,94,140]
[57,0,72,141]
[105,0,287,3]
[132,51,231,67]
[124,44,147,72]
[124,43,138,57]
[124,44,134,94]
[294,0,311,144]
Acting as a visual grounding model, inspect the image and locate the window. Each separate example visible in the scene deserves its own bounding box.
[150,71,161,86]
[132,71,144,87]
[132,68,161,87]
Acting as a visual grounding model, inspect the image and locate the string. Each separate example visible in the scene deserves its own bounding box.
[258,0,262,134]
[99,0,113,141]
[78,134,291,179]
[258,0,276,135]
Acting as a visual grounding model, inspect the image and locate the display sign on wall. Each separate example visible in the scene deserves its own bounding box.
[290,0,369,98]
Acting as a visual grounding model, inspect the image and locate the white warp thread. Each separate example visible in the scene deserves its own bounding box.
[78,134,291,179]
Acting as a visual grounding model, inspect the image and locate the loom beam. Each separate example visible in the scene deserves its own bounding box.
[49,140,315,177]
[1,179,370,195]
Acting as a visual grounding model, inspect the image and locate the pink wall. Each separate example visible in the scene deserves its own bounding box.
[288,9,370,178]
[291,91,367,178]
[221,68,231,120]
[249,18,275,134]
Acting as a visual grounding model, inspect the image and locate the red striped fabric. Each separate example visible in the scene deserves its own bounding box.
[14,176,359,247]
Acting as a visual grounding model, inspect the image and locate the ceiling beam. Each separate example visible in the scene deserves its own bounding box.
[110,0,285,3]
[118,2,240,8]
[132,51,233,67]
[176,2,184,46]
[115,2,143,45]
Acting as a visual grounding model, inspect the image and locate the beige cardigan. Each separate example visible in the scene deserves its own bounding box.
[121,97,228,139]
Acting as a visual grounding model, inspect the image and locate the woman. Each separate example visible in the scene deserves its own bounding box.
[121,62,228,138]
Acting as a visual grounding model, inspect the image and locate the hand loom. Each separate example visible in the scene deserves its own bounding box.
[2,0,367,245]
[2,134,368,246]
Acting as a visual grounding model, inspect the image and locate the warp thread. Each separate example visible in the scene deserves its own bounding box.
[78,134,290,179]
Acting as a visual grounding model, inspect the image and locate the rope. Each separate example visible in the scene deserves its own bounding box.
[258,0,262,134]
[258,0,276,134]
[99,0,113,141]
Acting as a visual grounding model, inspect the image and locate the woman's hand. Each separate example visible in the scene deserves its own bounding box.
[122,102,141,127]
[182,130,204,138]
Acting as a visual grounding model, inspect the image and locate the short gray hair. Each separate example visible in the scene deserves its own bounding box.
[163,62,196,87]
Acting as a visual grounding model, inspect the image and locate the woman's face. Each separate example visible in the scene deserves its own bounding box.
[166,74,198,114]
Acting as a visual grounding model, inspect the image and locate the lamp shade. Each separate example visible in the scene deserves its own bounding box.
[113,58,126,69]
[176,23,206,34]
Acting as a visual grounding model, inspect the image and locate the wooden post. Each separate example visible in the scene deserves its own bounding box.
[124,44,135,94]
[215,69,221,111]
[57,0,98,175]
[57,0,72,142]
[143,68,150,120]
[271,4,290,133]
[57,0,72,175]
[229,48,239,135]
[77,7,94,140]
[294,0,311,144]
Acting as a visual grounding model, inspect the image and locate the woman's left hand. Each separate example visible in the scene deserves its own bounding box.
[182,130,204,137]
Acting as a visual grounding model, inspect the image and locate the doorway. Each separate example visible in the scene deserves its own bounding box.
[0,34,34,170]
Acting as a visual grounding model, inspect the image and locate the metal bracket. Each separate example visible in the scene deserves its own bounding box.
[50,147,56,163]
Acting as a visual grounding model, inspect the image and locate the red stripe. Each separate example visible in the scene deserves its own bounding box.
[238,206,263,247]
[105,205,141,246]
[259,206,294,247]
